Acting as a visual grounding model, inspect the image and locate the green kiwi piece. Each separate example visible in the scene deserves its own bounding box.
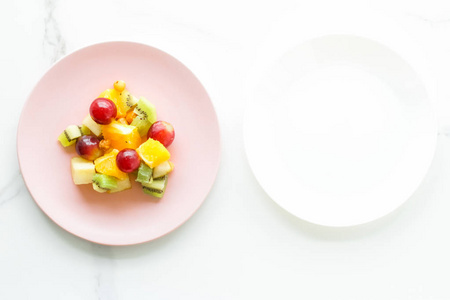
[136,163,153,184]
[65,125,82,139]
[58,125,82,147]
[130,117,152,137]
[58,132,76,147]
[133,97,157,124]
[79,125,92,135]
[142,175,167,198]
[92,181,107,193]
[108,177,131,193]
[119,91,138,108]
[92,173,118,190]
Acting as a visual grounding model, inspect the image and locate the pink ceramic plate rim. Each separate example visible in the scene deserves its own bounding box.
[17,41,221,245]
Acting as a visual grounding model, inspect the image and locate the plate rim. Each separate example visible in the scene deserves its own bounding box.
[17,40,221,245]
[243,34,438,227]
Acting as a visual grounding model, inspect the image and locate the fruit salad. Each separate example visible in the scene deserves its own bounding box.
[58,80,175,198]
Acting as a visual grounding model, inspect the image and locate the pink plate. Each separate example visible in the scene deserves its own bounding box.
[17,41,220,245]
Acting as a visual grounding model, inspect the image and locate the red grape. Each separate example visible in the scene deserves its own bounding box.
[147,121,175,148]
[116,149,140,173]
[90,98,117,125]
[76,135,103,161]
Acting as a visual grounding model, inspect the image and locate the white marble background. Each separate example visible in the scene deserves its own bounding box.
[3,0,450,299]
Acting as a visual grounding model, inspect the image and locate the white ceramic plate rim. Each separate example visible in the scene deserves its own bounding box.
[244,34,437,227]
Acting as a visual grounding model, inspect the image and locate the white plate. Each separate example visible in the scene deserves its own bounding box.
[244,35,437,226]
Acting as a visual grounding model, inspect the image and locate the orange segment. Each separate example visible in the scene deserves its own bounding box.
[136,138,170,168]
[126,110,137,124]
[94,149,128,180]
[99,89,119,104]
[98,89,128,118]
[102,121,141,151]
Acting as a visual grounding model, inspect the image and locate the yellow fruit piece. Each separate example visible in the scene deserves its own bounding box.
[116,90,133,118]
[99,89,119,104]
[94,149,128,180]
[117,118,128,125]
[114,80,126,93]
[126,110,137,124]
[99,88,128,118]
[136,138,171,168]
[102,121,141,151]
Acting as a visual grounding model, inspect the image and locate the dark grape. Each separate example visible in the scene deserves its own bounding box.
[147,121,175,148]
[116,149,140,173]
[75,135,103,161]
[90,98,117,125]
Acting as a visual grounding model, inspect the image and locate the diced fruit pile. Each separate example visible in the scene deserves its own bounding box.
[58,80,175,198]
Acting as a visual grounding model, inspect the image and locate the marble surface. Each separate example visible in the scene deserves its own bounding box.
[3,0,450,299]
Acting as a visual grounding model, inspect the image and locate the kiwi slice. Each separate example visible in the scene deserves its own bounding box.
[133,97,157,124]
[126,93,138,107]
[79,125,92,135]
[142,175,167,198]
[108,176,131,193]
[92,181,107,193]
[92,173,118,191]
[116,90,136,117]
[136,163,153,184]
[58,125,82,147]
[130,117,152,137]
[131,97,157,136]
[119,90,138,108]
[58,132,75,147]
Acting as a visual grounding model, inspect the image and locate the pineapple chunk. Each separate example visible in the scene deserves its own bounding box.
[82,115,102,136]
[71,157,95,185]
[152,161,174,178]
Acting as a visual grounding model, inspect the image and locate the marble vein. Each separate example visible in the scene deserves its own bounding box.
[92,244,118,300]
[41,3,120,298]
[43,0,66,63]
[406,13,450,26]
[0,172,24,206]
